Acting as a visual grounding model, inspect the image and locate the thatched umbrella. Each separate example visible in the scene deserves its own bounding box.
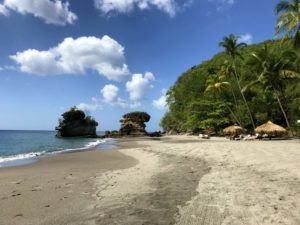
[223,125,245,136]
[255,121,287,137]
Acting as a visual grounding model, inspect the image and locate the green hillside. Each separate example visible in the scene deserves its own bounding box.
[161,39,300,134]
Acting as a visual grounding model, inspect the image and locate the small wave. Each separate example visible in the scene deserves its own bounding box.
[85,139,105,148]
[0,151,45,165]
[52,139,106,154]
[0,139,106,167]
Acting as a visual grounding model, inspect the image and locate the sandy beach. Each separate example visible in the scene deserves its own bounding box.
[0,136,299,225]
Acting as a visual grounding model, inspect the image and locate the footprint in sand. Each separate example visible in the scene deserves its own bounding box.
[12,180,22,185]
[64,174,76,180]
[60,196,68,201]
[1,196,8,200]
[31,186,42,192]
[11,191,21,197]
[65,183,74,187]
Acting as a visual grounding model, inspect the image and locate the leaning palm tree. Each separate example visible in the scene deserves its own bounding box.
[205,75,242,126]
[245,44,300,129]
[219,34,256,130]
[220,60,243,126]
[276,0,300,49]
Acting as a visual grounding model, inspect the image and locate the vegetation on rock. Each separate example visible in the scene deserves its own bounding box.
[122,112,151,122]
[120,112,151,136]
[56,107,98,137]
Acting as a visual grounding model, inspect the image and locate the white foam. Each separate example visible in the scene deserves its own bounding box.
[52,139,106,154]
[0,139,106,167]
[0,151,45,165]
[85,139,105,148]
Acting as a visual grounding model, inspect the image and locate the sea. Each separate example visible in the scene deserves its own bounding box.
[0,130,115,168]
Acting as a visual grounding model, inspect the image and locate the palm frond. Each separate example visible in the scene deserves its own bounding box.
[276,1,295,14]
[237,43,247,48]
[294,28,300,48]
[242,80,260,93]
[275,0,300,49]
[280,70,300,78]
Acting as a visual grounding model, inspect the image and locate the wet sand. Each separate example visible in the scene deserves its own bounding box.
[0,136,299,225]
[0,141,138,225]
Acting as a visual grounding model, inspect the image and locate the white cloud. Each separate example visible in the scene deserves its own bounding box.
[101,84,119,103]
[77,102,99,111]
[77,97,101,112]
[4,0,77,25]
[238,33,253,44]
[10,35,130,81]
[152,88,167,110]
[209,0,235,11]
[100,72,155,109]
[182,0,194,9]
[101,84,130,108]
[144,71,155,80]
[126,72,155,103]
[94,0,178,17]
[0,66,4,71]
[0,4,9,16]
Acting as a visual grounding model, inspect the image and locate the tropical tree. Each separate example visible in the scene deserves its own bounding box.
[276,0,300,49]
[205,74,242,125]
[245,44,300,129]
[219,34,256,130]
[219,60,244,126]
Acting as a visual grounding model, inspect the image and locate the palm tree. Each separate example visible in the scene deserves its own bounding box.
[219,34,256,130]
[276,0,300,49]
[245,44,300,129]
[220,60,244,127]
[205,75,242,126]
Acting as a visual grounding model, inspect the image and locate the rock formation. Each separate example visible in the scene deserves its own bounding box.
[119,112,150,136]
[56,107,98,137]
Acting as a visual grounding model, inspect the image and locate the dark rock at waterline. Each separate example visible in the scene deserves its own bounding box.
[148,131,162,137]
[56,107,98,138]
[101,130,121,138]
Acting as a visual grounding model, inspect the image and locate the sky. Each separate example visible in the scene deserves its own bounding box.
[0,0,278,131]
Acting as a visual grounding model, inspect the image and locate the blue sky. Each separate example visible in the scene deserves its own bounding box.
[0,0,277,131]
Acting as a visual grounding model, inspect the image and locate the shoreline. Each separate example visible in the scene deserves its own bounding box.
[0,136,299,225]
[0,138,117,168]
[0,138,139,225]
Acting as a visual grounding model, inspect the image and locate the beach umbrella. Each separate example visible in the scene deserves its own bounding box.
[223,125,245,136]
[255,121,287,137]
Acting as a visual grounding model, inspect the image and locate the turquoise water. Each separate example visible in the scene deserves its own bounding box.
[0,130,112,167]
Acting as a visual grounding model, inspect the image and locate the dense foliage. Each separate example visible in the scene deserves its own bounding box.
[123,112,151,122]
[276,0,300,49]
[160,40,300,134]
[56,107,98,137]
[60,107,98,126]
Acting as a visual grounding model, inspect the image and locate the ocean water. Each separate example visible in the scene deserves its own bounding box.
[0,130,113,167]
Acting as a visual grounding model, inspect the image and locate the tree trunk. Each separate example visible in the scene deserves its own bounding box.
[225,104,241,126]
[230,84,243,128]
[273,88,291,129]
[232,61,256,131]
[215,91,241,126]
